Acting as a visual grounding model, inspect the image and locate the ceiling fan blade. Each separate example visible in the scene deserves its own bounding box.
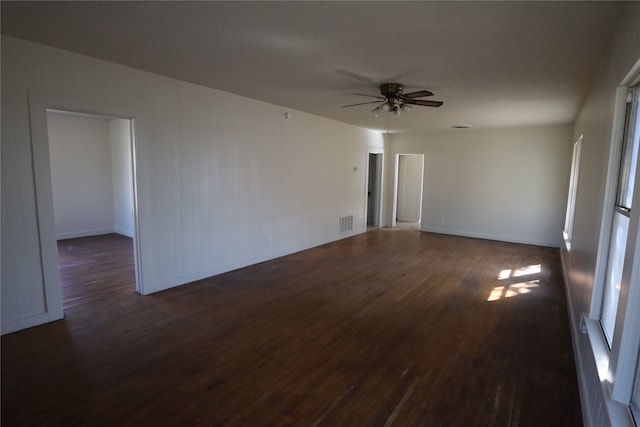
[403,90,434,99]
[407,99,443,107]
[352,93,386,100]
[341,100,384,108]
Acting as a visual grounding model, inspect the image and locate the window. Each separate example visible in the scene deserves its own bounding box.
[570,56,640,424]
[563,136,582,250]
[600,86,639,347]
[588,83,640,426]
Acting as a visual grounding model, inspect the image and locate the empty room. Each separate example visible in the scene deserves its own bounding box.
[2,2,640,426]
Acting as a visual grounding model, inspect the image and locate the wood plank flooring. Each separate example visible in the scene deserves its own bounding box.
[56,234,136,310]
[1,230,582,426]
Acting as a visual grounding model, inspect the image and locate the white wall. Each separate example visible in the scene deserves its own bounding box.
[0,35,384,333]
[562,3,640,426]
[47,112,115,239]
[396,154,423,222]
[110,118,134,238]
[387,126,573,247]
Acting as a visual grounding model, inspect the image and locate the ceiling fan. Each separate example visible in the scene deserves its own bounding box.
[342,83,443,116]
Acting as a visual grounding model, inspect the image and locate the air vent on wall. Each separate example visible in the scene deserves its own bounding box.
[339,215,354,234]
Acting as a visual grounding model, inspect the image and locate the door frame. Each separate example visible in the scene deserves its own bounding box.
[28,90,146,323]
[392,153,425,228]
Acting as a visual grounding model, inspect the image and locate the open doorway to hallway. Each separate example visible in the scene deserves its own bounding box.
[366,149,384,229]
[393,154,424,230]
[46,110,138,310]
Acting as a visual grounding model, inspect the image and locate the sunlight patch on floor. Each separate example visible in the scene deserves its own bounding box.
[488,280,540,301]
[489,264,542,301]
[498,264,541,280]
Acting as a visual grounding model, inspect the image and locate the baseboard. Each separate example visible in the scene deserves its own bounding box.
[113,228,134,238]
[56,228,115,240]
[1,313,50,335]
[560,247,593,427]
[421,227,560,248]
[560,244,635,427]
[148,228,365,294]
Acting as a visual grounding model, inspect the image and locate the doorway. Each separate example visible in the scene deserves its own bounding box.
[46,110,139,308]
[366,149,384,228]
[393,154,424,229]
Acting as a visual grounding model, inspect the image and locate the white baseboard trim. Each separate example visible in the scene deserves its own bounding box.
[560,243,635,427]
[1,312,51,335]
[421,227,560,248]
[56,228,115,240]
[113,227,134,238]
[148,228,365,294]
[560,247,593,427]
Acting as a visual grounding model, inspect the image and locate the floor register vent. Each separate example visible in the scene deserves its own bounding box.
[339,215,353,234]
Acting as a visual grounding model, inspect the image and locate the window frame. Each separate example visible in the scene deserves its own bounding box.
[587,79,640,424]
[563,135,583,250]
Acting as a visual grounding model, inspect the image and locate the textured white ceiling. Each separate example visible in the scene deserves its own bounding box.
[1,1,624,133]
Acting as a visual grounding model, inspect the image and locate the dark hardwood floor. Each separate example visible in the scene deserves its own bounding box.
[2,230,582,426]
[56,234,136,310]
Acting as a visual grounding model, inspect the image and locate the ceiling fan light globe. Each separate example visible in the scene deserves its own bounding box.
[401,103,411,113]
[381,102,391,113]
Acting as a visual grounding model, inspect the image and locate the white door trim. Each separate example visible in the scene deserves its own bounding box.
[28,89,147,325]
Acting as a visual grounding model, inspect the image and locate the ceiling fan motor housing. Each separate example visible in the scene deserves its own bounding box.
[380,83,404,99]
